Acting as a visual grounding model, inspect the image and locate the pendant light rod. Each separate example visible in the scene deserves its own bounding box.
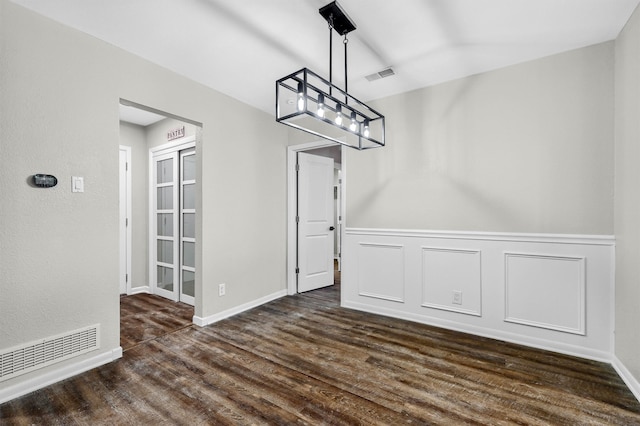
[344,34,348,103]
[329,17,333,96]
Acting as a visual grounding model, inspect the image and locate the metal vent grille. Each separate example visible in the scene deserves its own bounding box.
[0,325,100,382]
[365,67,396,82]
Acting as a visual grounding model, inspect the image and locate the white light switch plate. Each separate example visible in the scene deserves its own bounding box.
[72,176,84,193]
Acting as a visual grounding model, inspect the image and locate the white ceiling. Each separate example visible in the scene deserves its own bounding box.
[12,0,640,116]
[119,104,166,127]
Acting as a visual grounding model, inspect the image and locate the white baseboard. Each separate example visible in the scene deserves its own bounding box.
[193,289,288,327]
[0,347,122,405]
[128,286,151,295]
[612,356,640,403]
[342,300,611,363]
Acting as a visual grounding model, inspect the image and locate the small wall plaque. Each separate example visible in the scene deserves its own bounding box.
[32,174,58,188]
[167,126,185,141]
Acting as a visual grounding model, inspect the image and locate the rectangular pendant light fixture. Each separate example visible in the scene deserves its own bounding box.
[276,68,384,150]
[275,1,385,150]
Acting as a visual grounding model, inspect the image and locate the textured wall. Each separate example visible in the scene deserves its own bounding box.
[615,3,640,386]
[0,0,288,392]
[346,42,614,235]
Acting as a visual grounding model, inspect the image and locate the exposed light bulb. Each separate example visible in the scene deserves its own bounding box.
[363,119,370,138]
[335,104,343,126]
[349,111,357,132]
[297,82,305,112]
[317,94,325,118]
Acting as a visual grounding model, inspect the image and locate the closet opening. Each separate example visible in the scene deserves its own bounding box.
[118,100,201,307]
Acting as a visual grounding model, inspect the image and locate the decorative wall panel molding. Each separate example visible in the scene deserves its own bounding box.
[342,228,614,361]
[357,243,405,302]
[504,253,585,335]
[421,247,482,316]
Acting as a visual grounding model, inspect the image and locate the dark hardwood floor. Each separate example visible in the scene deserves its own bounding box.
[2,272,640,425]
[119,293,194,351]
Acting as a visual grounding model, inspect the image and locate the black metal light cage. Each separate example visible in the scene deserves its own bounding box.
[276,67,385,150]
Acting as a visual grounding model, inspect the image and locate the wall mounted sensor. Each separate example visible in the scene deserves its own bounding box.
[32,174,58,188]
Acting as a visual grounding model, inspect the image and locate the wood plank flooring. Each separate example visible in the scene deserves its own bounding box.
[2,279,640,425]
[119,293,194,351]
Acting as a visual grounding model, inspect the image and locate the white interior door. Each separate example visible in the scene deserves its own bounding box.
[298,152,335,293]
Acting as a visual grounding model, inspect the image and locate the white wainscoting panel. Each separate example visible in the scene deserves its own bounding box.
[421,247,482,316]
[342,228,614,361]
[357,243,405,303]
[505,253,585,335]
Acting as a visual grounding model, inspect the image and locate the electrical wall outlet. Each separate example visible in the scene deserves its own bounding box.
[452,290,462,305]
[219,283,226,297]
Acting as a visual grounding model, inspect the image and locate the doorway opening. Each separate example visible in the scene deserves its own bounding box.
[287,141,345,297]
[118,100,201,308]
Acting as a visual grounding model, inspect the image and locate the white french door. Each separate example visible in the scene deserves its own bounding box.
[154,151,180,301]
[179,149,196,305]
[151,139,196,305]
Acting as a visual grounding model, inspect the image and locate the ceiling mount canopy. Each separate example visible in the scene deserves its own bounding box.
[276,1,385,150]
[318,1,356,35]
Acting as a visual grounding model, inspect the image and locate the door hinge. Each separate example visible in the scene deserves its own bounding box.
[295,267,300,274]
[296,216,300,223]
[126,162,129,172]
[126,273,129,283]
[296,163,300,172]
[126,218,129,227]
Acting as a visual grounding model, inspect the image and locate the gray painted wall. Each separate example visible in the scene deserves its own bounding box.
[615,4,640,384]
[1,0,288,391]
[346,42,614,235]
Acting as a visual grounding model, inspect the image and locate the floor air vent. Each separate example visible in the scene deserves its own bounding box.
[0,324,100,382]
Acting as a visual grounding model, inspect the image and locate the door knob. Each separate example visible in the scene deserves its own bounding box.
[329,226,335,231]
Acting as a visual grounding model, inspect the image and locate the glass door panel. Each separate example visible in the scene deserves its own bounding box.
[183,184,195,210]
[183,213,195,238]
[157,213,174,236]
[183,241,195,268]
[157,159,173,183]
[157,187,173,210]
[157,240,173,264]
[157,266,174,291]
[183,154,196,181]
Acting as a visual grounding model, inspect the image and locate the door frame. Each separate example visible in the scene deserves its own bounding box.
[119,145,132,295]
[149,136,196,302]
[287,140,346,296]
